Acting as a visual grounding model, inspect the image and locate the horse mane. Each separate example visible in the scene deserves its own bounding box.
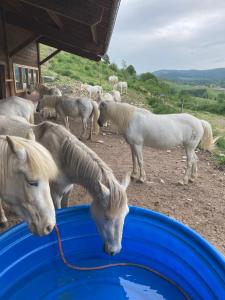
[42,122,126,209]
[104,102,136,131]
[0,136,57,189]
[41,95,62,108]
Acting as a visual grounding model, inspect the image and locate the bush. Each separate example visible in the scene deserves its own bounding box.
[139,72,158,82]
[109,63,118,72]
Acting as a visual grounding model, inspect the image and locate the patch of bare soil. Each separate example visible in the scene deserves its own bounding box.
[1,119,225,256]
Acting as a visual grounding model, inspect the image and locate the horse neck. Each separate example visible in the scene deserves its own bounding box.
[61,136,114,198]
[106,103,131,132]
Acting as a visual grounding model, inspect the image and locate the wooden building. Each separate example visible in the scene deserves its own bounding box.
[0,0,120,98]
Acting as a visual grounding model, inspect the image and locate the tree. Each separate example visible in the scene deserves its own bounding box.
[139,72,158,82]
[121,59,127,70]
[126,65,136,76]
[102,53,110,65]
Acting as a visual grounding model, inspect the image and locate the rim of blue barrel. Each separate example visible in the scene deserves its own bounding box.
[1,204,225,269]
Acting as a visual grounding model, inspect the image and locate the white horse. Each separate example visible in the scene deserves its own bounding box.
[0,135,57,235]
[80,83,103,98]
[0,96,36,123]
[96,92,114,103]
[113,82,128,94]
[110,90,121,102]
[0,119,130,255]
[109,75,118,85]
[98,101,215,184]
[37,95,99,140]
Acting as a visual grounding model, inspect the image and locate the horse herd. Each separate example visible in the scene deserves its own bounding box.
[0,78,215,256]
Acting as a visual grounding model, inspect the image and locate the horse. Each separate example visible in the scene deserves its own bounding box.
[0,115,35,140]
[37,95,99,140]
[0,135,57,235]
[0,119,130,255]
[27,83,62,98]
[110,90,121,102]
[98,101,215,184]
[96,92,114,103]
[113,82,128,94]
[109,75,119,86]
[80,83,103,99]
[0,96,36,123]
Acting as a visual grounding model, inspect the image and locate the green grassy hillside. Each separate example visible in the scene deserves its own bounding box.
[40,45,225,164]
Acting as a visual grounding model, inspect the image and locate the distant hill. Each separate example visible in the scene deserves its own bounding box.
[153,68,225,84]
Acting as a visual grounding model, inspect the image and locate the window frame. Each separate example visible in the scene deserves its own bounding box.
[13,64,39,93]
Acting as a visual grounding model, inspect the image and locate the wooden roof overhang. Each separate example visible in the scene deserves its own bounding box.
[0,0,121,61]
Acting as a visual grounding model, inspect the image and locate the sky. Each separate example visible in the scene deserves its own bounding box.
[108,0,225,73]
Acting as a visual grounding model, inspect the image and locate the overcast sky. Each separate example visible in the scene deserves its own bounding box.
[108,0,225,73]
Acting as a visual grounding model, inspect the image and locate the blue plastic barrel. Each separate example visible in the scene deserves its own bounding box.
[0,205,225,300]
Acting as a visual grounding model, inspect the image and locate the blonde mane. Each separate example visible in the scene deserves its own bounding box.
[104,102,136,131]
[46,123,127,209]
[41,95,62,108]
[0,136,57,189]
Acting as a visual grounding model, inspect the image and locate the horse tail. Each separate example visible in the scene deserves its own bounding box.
[91,101,100,134]
[200,119,216,151]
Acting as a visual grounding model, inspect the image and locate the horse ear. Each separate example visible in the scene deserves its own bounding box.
[121,173,130,190]
[98,181,110,198]
[6,136,27,161]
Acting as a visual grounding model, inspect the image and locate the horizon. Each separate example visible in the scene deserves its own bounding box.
[108,0,225,73]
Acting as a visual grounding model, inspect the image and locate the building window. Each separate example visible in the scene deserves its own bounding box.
[13,64,39,93]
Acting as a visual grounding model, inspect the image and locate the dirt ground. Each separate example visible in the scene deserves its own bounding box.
[1,119,225,256]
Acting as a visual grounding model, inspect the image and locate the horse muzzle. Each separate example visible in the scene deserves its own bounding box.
[98,119,103,127]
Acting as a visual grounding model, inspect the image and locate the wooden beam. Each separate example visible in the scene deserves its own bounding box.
[40,49,61,65]
[46,10,63,31]
[3,10,100,53]
[20,0,104,26]
[9,33,41,57]
[40,37,101,61]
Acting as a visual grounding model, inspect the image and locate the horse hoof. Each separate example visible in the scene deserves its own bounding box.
[189,178,195,183]
[178,180,184,186]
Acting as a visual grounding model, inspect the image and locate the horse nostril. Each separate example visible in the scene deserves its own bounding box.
[110,251,115,256]
[45,225,52,234]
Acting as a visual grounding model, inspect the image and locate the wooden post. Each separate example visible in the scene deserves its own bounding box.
[37,42,42,83]
[181,98,184,112]
[1,8,12,96]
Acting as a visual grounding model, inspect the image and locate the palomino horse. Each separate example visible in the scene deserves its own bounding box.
[37,95,99,140]
[0,96,36,123]
[0,119,130,255]
[98,101,215,184]
[0,135,57,235]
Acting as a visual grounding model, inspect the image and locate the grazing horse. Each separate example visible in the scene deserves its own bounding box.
[0,119,130,255]
[113,82,128,94]
[0,135,57,235]
[98,101,215,184]
[37,95,99,140]
[0,96,36,123]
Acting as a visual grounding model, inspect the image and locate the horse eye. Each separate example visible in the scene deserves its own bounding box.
[27,180,39,187]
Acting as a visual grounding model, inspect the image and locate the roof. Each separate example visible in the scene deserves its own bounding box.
[0,0,121,61]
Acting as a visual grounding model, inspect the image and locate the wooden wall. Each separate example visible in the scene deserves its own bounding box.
[0,19,39,98]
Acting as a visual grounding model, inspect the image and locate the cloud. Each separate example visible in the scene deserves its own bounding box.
[108,0,225,73]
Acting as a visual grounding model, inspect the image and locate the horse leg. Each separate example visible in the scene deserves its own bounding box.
[190,152,198,182]
[79,118,87,140]
[130,145,138,180]
[61,188,73,208]
[0,198,7,225]
[88,117,93,141]
[179,147,195,185]
[133,144,146,183]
